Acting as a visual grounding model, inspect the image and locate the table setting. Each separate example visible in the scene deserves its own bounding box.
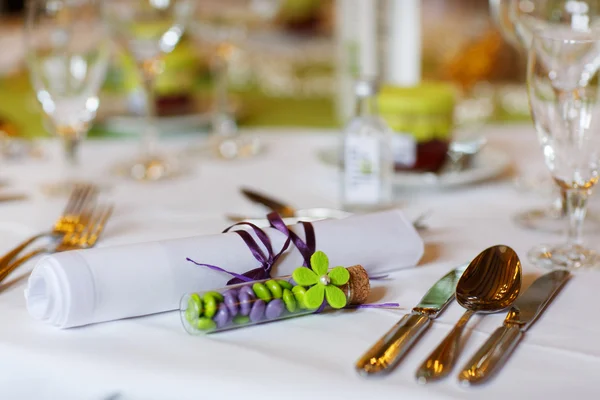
[2,0,600,399]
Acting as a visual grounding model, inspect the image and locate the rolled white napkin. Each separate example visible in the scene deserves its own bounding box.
[25,210,423,328]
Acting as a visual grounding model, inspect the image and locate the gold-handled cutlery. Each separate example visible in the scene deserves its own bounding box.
[0,203,113,284]
[0,183,97,271]
[241,187,297,218]
[415,245,522,383]
[355,264,468,376]
[457,270,570,385]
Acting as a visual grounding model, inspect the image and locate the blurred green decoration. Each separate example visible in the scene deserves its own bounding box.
[0,25,533,140]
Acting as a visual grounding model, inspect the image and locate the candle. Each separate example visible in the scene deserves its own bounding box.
[357,0,378,78]
[387,0,422,86]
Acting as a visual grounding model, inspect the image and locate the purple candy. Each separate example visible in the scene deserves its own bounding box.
[223,288,238,297]
[239,285,254,297]
[224,292,239,316]
[249,299,265,322]
[214,303,230,328]
[265,299,285,320]
[238,291,255,316]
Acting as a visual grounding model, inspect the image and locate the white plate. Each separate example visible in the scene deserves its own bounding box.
[100,113,211,136]
[317,145,511,189]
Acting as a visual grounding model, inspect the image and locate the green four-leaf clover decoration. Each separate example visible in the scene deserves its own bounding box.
[292,251,350,310]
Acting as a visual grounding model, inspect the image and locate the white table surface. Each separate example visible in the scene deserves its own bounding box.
[0,125,598,400]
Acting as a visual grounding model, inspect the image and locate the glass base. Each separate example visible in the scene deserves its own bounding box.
[215,136,261,160]
[514,206,600,234]
[187,135,263,160]
[528,243,599,270]
[112,154,187,181]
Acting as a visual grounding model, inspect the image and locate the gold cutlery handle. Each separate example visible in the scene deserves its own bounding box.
[355,312,431,376]
[457,324,523,385]
[0,247,50,283]
[0,232,51,272]
[415,309,475,383]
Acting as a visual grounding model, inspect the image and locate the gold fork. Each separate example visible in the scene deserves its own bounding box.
[0,203,113,283]
[0,183,97,270]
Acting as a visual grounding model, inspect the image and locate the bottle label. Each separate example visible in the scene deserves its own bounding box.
[391,132,417,167]
[343,134,381,204]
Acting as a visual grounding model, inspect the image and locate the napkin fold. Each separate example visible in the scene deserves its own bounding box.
[24,210,424,328]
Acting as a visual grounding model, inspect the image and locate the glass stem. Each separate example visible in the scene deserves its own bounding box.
[566,189,589,246]
[140,65,159,158]
[212,44,237,137]
[56,125,83,184]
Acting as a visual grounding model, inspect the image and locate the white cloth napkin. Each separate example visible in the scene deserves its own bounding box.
[24,210,423,328]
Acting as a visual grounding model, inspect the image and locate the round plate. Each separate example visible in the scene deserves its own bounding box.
[317,145,511,189]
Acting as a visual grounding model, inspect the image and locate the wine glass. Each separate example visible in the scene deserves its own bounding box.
[489,0,600,233]
[527,27,600,269]
[189,0,279,160]
[102,0,194,181]
[25,0,109,194]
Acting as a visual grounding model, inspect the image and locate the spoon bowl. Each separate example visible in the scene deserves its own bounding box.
[415,245,522,383]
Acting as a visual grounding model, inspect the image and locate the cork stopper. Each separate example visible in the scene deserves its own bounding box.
[344,265,370,305]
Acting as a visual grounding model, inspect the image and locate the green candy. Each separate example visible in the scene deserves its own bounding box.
[185,293,203,324]
[232,315,251,325]
[203,293,219,318]
[277,280,293,290]
[265,280,283,299]
[253,282,272,302]
[195,317,217,331]
[292,285,307,309]
[203,291,224,302]
[282,288,297,313]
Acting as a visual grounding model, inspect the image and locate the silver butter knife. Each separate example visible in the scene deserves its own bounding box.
[457,270,570,385]
[355,264,468,376]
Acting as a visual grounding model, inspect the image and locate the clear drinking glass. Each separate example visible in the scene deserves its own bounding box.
[25,0,110,194]
[527,28,600,269]
[103,0,194,181]
[489,0,600,233]
[189,0,279,160]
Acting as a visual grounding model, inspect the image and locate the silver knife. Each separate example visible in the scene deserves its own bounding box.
[355,264,468,376]
[457,270,571,385]
[241,188,296,218]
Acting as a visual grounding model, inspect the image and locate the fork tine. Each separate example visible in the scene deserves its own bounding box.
[87,204,113,245]
[66,203,113,248]
[61,184,85,216]
[69,184,98,217]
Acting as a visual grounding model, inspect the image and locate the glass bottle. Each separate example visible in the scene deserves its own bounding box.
[341,79,394,212]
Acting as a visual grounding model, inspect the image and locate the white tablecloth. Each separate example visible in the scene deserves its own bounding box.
[0,125,598,400]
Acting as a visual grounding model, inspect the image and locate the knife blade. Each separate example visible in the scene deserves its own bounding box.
[355,263,468,376]
[241,188,296,218]
[458,270,570,385]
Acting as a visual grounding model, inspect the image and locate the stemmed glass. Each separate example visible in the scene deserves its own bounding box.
[189,0,279,160]
[489,0,600,233]
[103,0,194,181]
[25,0,110,194]
[527,28,600,269]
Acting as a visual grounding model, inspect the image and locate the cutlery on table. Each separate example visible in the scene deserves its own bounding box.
[355,263,468,376]
[238,187,428,229]
[457,270,570,385]
[415,245,522,383]
[241,187,349,221]
[241,187,297,218]
[0,203,113,283]
[0,183,97,271]
[0,193,28,202]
